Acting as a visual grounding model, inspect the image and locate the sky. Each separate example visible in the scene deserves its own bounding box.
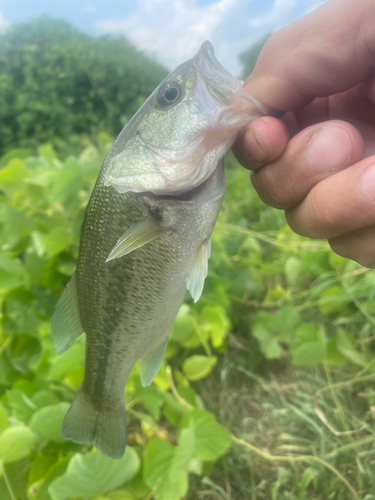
[0,0,327,76]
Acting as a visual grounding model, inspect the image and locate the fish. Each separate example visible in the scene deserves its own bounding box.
[51,41,274,459]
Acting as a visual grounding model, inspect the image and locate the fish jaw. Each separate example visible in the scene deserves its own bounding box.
[104,41,275,196]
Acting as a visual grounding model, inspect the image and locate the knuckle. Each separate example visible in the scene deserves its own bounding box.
[285,188,335,238]
[304,186,338,237]
[252,167,292,209]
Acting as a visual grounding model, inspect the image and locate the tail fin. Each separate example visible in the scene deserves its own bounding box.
[61,387,127,459]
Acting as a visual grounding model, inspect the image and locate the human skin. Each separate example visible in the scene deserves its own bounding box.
[234,0,375,267]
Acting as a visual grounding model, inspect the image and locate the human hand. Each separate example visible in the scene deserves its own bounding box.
[234,0,375,267]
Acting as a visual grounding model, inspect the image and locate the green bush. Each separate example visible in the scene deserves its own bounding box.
[0,17,168,156]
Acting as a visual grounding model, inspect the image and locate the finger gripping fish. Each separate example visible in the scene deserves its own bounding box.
[51,41,274,459]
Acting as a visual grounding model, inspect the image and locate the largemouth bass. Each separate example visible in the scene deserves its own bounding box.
[52,41,273,459]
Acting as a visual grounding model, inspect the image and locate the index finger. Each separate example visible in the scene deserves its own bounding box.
[244,0,375,110]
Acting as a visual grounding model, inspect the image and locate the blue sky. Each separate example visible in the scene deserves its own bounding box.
[0,0,327,76]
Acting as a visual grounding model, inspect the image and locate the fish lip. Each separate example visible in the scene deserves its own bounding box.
[192,40,242,95]
[193,41,234,81]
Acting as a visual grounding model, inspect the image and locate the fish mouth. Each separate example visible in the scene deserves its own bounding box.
[191,41,243,107]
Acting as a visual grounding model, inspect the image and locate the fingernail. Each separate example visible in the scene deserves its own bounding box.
[361,164,375,200]
[305,125,352,173]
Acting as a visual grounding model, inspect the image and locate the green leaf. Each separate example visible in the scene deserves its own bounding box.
[34,457,70,500]
[275,306,301,344]
[180,409,231,461]
[325,338,347,367]
[284,256,302,286]
[292,342,326,367]
[29,402,70,443]
[0,405,9,435]
[3,299,39,335]
[318,286,350,315]
[135,381,163,420]
[169,305,201,347]
[182,355,217,381]
[144,438,188,500]
[0,458,30,500]
[169,427,194,480]
[0,254,25,293]
[42,226,71,259]
[199,304,230,349]
[6,389,37,423]
[336,330,368,366]
[48,340,85,380]
[297,467,318,499]
[0,426,37,463]
[48,448,140,500]
[0,159,29,195]
[28,455,57,487]
[256,329,282,359]
[107,492,135,500]
[290,323,319,352]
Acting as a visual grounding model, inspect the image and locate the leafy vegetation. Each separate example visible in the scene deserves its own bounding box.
[0,139,374,499]
[0,17,168,156]
[0,19,374,500]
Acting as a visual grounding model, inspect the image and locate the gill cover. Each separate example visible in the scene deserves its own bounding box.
[104,41,274,196]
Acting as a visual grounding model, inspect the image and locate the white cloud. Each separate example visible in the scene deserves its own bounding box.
[97,0,239,72]
[0,13,10,33]
[249,0,296,28]
[95,0,310,78]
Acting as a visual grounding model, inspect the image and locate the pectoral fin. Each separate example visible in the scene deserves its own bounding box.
[140,336,169,387]
[106,216,165,262]
[187,238,211,303]
[51,273,84,355]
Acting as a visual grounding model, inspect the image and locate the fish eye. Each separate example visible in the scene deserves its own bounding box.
[157,82,182,106]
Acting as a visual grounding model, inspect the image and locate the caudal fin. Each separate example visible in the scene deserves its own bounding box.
[61,387,127,459]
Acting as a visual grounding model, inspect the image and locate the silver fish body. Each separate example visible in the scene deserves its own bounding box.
[52,41,274,458]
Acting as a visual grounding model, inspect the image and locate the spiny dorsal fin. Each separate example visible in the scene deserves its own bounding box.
[187,238,211,303]
[140,336,168,387]
[106,216,165,262]
[51,273,84,355]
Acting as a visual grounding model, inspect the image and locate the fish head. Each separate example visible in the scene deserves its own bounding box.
[105,41,272,195]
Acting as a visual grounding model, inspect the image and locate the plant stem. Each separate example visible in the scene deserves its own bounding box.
[323,363,350,433]
[0,463,17,500]
[231,436,360,500]
[166,366,194,410]
[167,365,361,500]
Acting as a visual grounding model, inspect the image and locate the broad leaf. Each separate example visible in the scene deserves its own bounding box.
[0,426,37,463]
[180,409,231,461]
[48,448,140,500]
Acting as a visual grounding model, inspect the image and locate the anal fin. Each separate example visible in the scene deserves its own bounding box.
[140,336,168,387]
[106,216,165,262]
[187,238,211,303]
[51,273,84,355]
